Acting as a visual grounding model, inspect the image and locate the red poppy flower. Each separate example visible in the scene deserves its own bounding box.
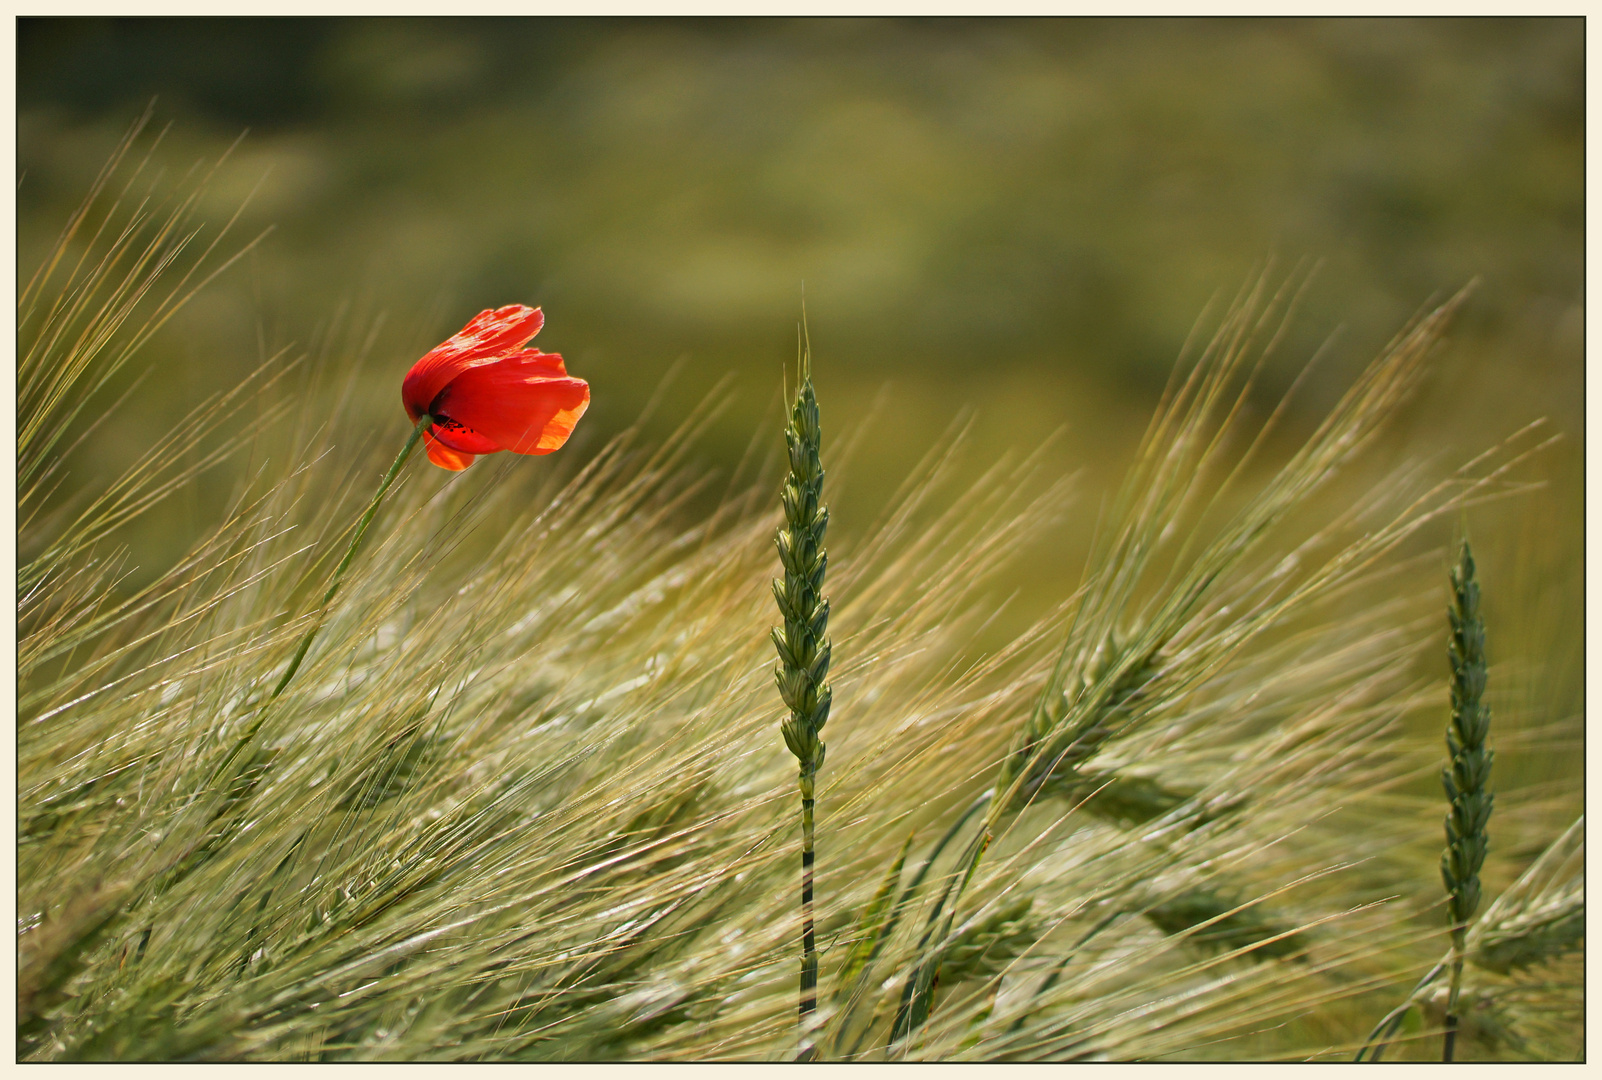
[402,304,590,471]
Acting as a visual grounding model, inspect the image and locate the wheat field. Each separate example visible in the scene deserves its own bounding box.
[16,113,1582,1064]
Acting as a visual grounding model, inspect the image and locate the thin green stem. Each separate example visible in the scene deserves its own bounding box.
[799,769,819,1061]
[890,823,993,1049]
[1354,958,1446,1061]
[24,416,434,1015]
[271,413,432,699]
[203,415,431,795]
[1444,932,1465,1061]
[837,791,991,1059]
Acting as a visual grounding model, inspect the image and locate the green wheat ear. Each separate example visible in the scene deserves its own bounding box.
[772,335,832,1059]
[1355,539,1506,1065]
[1441,538,1493,1061]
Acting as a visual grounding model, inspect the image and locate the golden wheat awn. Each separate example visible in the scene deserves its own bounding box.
[17,128,1581,1062]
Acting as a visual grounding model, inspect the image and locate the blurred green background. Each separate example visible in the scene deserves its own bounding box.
[19,17,1583,651]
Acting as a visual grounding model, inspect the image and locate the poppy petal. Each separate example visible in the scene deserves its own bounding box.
[439,366,591,456]
[423,429,477,471]
[453,304,546,354]
[427,414,501,455]
[401,305,546,418]
[518,349,567,376]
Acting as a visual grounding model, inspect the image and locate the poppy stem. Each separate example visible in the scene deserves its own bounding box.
[268,413,433,701]
[209,415,432,789]
[142,414,432,910]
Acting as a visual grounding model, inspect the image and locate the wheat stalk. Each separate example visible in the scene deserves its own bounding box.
[1440,539,1493,1061]
[771,334,833,1059]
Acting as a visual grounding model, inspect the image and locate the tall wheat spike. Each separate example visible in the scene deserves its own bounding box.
[1440,539,1493,1061]
[772,334,833,1058]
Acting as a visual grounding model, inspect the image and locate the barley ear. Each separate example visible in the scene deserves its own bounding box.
[1441,538,1493,1062]
[774,338,832,1060]
[1469,813,1584,976]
